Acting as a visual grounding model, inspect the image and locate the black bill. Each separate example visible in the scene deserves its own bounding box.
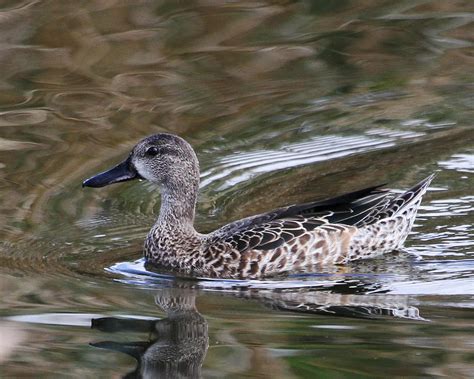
[82,156,140,188]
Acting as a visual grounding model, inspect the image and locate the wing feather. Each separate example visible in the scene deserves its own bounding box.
[208,176,433,255]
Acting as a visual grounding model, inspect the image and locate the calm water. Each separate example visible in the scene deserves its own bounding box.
[1,1,473,377]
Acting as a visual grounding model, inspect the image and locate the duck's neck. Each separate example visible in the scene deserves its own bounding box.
[156,181,199,233]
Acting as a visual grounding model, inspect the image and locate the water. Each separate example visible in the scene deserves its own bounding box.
[1,1,473,377]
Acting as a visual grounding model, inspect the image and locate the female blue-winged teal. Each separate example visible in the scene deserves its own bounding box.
[83,133,434,279]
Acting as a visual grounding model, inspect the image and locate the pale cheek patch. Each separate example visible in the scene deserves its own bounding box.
[133,160,156,182]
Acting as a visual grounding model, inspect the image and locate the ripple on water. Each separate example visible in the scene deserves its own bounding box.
[0,137,43,150]
[0,109,48,126]
[107,258,384,291]
[418,196,474,218]
[49,91,116,120]
[411,195,474,255]
[107,253,474,300]
[105,260,428,320]
[111,72,184,101]
[201,133,399,190]
[75,211,152,247]
[438,153,474,173]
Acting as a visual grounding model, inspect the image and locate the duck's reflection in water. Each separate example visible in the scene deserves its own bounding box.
[90,286,423,378]
[244,290,423,320]
[91,290,208,379]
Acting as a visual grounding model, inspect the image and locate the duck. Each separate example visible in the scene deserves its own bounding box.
[83,133,434,279]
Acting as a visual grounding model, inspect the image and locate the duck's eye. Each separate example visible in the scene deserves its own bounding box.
[145,146,160,157]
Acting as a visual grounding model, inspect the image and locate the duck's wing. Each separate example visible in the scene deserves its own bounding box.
[208,184,392,252]
[208,175,434,254]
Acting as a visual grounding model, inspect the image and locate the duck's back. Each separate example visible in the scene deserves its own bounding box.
[197,175,434,279]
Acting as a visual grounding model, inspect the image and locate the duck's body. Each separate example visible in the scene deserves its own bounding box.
[83,133,434,279]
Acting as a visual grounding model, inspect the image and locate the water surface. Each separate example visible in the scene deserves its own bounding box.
[0,1,473,377]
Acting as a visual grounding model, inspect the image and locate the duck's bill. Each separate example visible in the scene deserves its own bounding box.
[82,157,141,188]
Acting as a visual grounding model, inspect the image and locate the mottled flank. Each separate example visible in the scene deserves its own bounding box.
[83,133,435,279]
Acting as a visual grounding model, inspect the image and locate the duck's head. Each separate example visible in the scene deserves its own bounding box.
[82,133,200,191]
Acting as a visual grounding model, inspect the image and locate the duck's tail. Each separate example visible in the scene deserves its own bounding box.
[385,173,435,219]
[388,173,435,248]
[348,174,435,261]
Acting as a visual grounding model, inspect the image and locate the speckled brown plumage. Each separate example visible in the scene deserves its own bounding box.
[83,133,434,279]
